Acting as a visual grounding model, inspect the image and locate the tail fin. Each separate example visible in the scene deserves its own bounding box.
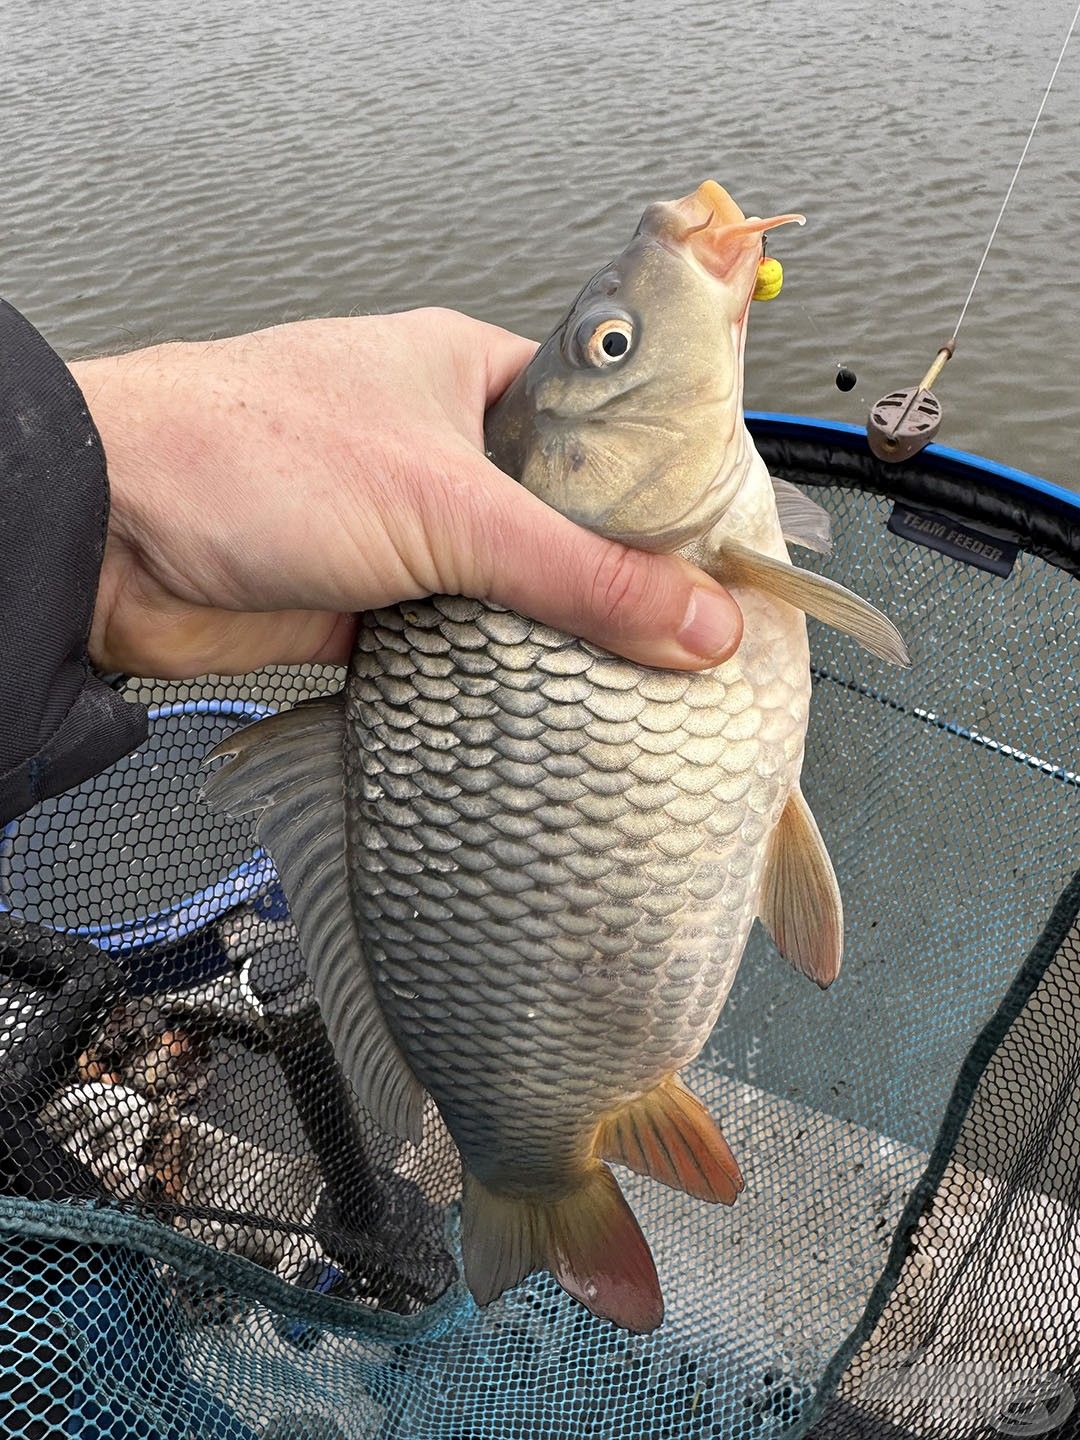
[461,1164,663,1332]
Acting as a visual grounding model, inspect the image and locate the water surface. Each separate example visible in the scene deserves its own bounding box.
[4,0,1078,485]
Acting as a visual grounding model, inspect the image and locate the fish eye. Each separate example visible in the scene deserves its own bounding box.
[574,312,635,368]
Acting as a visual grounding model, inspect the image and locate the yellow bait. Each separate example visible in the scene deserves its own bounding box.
[753,256,784,302]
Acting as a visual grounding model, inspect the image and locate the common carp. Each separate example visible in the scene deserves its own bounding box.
[204,181,908,1333]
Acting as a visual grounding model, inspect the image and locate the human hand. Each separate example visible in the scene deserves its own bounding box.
[72,309,742,679]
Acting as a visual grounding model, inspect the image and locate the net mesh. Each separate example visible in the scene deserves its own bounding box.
[1,472,1077,1440]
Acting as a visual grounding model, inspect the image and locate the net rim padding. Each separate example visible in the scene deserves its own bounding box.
[747,411,1080,579]
[5,414,1079,1368]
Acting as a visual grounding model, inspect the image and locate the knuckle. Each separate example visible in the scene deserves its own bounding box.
[589,545,658,632]
[410,304,462,334]
[415,452,497,595]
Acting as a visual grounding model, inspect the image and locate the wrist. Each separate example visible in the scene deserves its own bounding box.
[68,354,142,546]
[68,353,158,673]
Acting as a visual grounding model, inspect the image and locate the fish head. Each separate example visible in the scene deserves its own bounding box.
[485,181,805,552]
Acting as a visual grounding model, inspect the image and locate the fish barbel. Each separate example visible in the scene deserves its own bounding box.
[204,181,909,1332]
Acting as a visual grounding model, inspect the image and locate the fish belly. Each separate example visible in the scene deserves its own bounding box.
[343,574,809,1197]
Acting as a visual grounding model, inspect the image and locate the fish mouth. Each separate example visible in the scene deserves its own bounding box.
[651,180,805,285]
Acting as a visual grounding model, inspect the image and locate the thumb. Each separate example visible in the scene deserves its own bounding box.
[443,454,743,670]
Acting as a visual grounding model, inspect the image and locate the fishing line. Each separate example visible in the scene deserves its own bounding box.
[953,0,1080,338]
[761,234,863,399]
[867,0,1080,460]
[791,294,863,400]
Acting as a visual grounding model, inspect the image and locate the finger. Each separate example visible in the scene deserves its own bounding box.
[308,613,358,665]
[188,609,353,675]
[426,452,743,670]
[480,323,539,405]
[437,310,538,405]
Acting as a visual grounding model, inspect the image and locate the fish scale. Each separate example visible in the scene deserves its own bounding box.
[343,478,809,1196]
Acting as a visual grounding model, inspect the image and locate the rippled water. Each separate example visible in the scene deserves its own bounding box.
[3,0,1078,485]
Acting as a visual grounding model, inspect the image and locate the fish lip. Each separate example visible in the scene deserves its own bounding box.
[649,181,805,285]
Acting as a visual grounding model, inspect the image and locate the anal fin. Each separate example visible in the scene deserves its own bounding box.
[759,784,843,989]
[201,697,428,1144]
[461,1163,663,1333]
[597,1074,743,1204]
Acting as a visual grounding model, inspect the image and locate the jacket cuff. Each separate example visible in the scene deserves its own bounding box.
[0,672,148,822]
[0,299,148,826]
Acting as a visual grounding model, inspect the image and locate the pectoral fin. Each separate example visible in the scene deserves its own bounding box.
[759,785,843,988]
[202,698,428,1144]
[711,537,910,667]
[597,1074,743,1204]
[771,476,832,554]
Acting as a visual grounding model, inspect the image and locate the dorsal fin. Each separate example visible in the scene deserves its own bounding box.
[771,476,832,554]
[202,698,428,1144]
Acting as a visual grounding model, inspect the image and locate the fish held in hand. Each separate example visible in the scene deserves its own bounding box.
[203,180,908,1333]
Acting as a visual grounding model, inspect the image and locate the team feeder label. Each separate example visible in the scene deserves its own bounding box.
[888,502,1019,577]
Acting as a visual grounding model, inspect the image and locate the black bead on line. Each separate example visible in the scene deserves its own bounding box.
[835,367,857,392]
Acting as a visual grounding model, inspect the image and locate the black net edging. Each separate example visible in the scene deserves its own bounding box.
[0,418,1077,1440]
[804,871,1080,1440]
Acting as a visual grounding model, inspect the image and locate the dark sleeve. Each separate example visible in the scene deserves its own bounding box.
[0,299,148,826]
